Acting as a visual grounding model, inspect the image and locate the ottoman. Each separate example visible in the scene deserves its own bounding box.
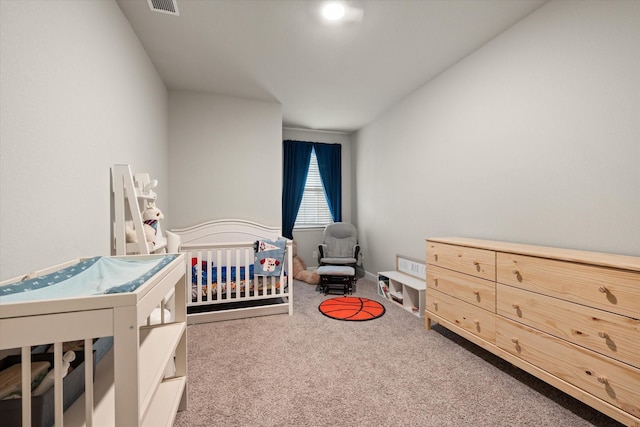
[317,265,355,295]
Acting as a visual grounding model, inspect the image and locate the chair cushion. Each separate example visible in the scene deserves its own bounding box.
[317,266,355,276]
[320,257,357,265]
[323,223,358,258]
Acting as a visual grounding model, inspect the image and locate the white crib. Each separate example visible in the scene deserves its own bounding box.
[171,219,293,324]
[0,254,187,427]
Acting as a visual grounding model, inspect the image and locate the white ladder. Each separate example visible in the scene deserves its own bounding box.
[111,164,165,255]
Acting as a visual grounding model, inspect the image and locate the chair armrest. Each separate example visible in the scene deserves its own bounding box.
[318,244,328,263]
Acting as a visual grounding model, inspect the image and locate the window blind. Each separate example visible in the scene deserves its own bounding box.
[295,149,333,226]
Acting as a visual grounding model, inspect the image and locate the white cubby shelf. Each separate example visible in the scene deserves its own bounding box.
[378,255,426,318]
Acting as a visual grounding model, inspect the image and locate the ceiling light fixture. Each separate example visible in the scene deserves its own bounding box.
[319,1,364,24]
[322,2,346,21]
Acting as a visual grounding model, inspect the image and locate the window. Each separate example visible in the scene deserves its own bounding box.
[295,149,333,227]
[282,140,341,238]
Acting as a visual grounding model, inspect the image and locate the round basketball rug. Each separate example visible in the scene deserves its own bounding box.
[318,297,385,321]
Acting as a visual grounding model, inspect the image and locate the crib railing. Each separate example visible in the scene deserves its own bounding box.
[181,240,293,311]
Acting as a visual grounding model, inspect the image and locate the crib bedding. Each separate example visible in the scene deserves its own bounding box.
[192,261,254,283]
[253,238,286,276]
[0,255,177,303]
[190,261,284,301]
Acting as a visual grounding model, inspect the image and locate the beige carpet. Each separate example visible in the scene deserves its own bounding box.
[173,278,623,427]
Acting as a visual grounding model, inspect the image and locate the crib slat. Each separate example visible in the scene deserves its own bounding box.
[225,250,232,300]
[245,248,251,298]
[206,250,213,302]
[234,248,242,299]
[216,251,222,301]
[287,241,293,314]
[196,251,203,304]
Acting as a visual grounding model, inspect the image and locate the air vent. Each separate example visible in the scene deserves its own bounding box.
[147,0,179,16]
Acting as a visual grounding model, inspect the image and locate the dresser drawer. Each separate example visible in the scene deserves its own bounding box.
[497,253,640,319]
[497,318,640,418]
[427,264,495,312]
[426,241,495,281]
[427,287,495,342]
[497,284,640,369]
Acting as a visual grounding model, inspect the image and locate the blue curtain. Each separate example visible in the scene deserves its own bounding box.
[281,140,313,239]
[313,142,342,223]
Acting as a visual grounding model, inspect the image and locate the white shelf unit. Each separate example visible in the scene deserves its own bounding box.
[378,270,426,317]
[0,254,188,427]
[63,322,187,427]
[112,164,169,256]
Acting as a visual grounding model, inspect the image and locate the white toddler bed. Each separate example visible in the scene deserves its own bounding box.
[0,254,187,427]
[171,219,293,324]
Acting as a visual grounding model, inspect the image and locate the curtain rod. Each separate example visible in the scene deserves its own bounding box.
[283,126,352,135]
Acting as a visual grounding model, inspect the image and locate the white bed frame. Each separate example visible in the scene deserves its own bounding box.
[0,254,187,427]
[171,219,293,324]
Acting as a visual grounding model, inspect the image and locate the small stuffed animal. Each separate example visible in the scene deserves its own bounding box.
[142,203,164,244]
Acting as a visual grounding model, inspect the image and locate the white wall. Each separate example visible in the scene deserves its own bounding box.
[168,91,282,228]
[354,0,640,274]
[0,0,169,280]
[282,128,353,268]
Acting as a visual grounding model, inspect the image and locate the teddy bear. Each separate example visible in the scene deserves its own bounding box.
[291,241,319,285]
[142,203,164,244]
[125,202,164,245]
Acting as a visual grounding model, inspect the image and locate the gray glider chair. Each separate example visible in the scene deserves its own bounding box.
[317,222,360,294]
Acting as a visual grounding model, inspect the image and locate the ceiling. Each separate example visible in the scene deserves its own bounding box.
[117,0,547,133]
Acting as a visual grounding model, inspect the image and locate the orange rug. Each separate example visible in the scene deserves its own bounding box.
[319,297,385,321]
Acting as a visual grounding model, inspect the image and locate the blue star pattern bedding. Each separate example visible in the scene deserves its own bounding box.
[0,255,177,303]
[193,263,254,285]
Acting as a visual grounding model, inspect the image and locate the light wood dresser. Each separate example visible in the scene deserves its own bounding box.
[425,237,640,427]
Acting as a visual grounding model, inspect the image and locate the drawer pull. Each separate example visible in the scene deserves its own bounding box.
[511,337,519,344]
[598,331,609,339]
[433,278,439,286]
[597,375,609,385]
[598,286,608,294]
[433,253,439,261]
[472,289,480,295]
[473,319,480,325]
[473,261,481,272]
[512,303,520,309]
[512,269,523,282]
